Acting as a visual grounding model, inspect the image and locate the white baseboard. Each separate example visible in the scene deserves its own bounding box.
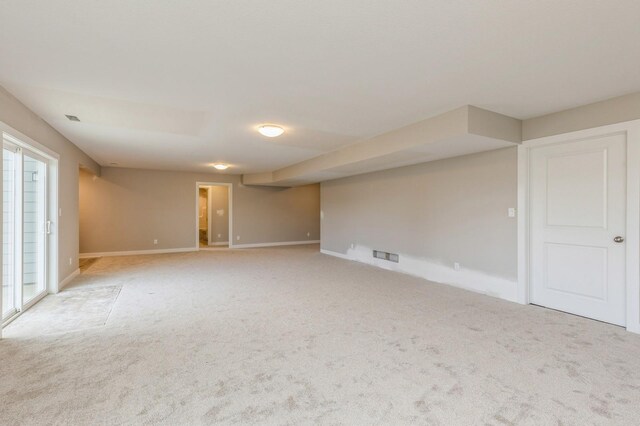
[233,240,320,249]
[320,248,351,260]
[58,268,80,291]
[208,241,229,246]
[79,247,197,258]
[79,241,318,257]
[320,246,518,303]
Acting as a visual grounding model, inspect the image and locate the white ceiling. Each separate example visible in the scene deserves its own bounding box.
[1,0,639,174]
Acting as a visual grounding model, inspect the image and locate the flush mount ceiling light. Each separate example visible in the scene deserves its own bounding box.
[213,164,229,170]
[258,124,284,138]
[65,114,80,122]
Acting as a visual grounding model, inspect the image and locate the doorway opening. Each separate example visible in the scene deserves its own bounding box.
[196,182,231,249]
[2,130,59,327]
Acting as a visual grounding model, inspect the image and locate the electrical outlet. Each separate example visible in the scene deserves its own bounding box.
[454,262,460,271]
[508,207,516,218]
[236,235,240,241]
[153,239,158,245]
[217,234,221,238]
[350,243,354,249]
[307,232,310,237]
[69,257,72,266]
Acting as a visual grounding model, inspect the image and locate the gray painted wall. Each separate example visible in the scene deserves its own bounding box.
[523,92,640,140]
[321,147,518,298]
[0,85,100,283]
[79,167,320,253]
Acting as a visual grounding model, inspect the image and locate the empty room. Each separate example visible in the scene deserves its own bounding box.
[1,1,639,424]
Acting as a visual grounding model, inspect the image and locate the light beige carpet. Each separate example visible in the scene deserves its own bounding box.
[3,285,121,338]
[79,257,100,272]
[0,245,639,425]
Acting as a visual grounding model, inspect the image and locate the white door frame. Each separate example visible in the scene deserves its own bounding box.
[1,127,59,294]
[194,182,233,249]
[1,126,60,330]
[207,187,213,246]
[517,119,640,333]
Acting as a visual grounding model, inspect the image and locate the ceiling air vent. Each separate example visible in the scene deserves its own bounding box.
[373,250,399,263]
[65,114,80,122]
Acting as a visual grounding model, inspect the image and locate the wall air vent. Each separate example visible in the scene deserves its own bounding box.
[65,114,80,122]
[373,250,399,263]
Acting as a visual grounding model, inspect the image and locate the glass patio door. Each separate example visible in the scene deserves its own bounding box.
[2,146,18,319]
[2,141,50,323]
[22,152,48,305]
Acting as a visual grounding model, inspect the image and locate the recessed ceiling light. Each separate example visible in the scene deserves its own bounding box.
[109,162,119,166]
[213,164,229,170]
[65,114,80,122]
[258,124,284,138]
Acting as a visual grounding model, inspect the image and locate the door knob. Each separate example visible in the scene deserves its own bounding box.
[614,236,625,243]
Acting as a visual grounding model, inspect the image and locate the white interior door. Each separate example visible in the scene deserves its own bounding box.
[530,133,627,326]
